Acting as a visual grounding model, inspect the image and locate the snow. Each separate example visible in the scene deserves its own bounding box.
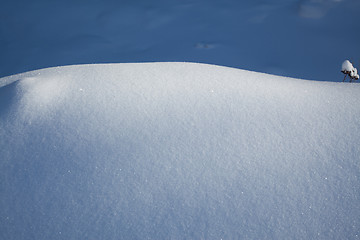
[350,67,358,78]
[1,0,360,81]
[1,62,360,239]
[342,60,353,73]
[342,60,359,81]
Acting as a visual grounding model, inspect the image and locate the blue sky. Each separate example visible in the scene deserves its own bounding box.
[1,0,359,80]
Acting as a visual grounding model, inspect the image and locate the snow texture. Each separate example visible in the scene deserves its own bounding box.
[342,60,354,73]
[342,60,359,81]
[350,67,358,79]
[1,63,360,239]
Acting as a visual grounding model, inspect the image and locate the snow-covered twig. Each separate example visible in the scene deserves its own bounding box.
[341,60,359,82]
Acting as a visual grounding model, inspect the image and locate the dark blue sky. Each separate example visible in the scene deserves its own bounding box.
[1,0,359,81]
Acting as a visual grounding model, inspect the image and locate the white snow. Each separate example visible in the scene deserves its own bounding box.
[350,67,358,78]
[1,62,359,239]
[342,60,354,73]
[342,60,359,81]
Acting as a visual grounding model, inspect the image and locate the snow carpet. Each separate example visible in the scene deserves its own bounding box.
[0,63,359,239]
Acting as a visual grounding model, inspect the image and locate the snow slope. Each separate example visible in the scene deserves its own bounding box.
[0,63,360,239]
[1,0,360,81]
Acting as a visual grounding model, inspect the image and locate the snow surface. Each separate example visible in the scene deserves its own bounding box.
[350,67,358,79]
[342,60,359,81]
[342,60,354,72]
[1,62,359,239]
[1,0,360,81]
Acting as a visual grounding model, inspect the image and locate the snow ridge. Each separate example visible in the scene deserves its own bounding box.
[0,63,359,239]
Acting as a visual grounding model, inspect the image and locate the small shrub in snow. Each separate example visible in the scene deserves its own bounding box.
[341,60,359,82]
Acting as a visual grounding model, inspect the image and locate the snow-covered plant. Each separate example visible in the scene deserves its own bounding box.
[341,60,359,82]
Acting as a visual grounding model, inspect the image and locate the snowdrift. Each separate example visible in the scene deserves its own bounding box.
[0,63,359,239]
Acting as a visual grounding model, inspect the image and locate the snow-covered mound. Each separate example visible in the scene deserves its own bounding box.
[0,63,359,239]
